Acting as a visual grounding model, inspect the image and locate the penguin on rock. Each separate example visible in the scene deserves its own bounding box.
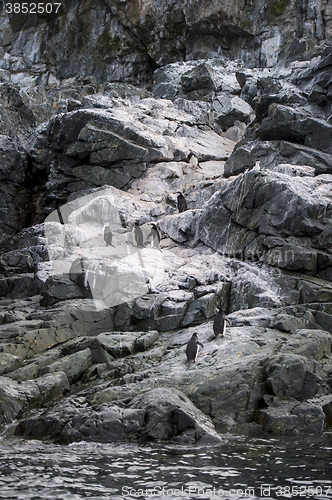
[213,307,231,339]
[188,152,202,169]
[134,221,144,248]
[147,223,160,249]
[176,192,187,213]
[186,332,204,364]
[103,224,114,247]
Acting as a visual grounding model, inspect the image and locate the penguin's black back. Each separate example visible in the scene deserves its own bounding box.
[213,307,226,338]
[177,192,187,213]
[151,224,160,243]
[134,221,144,247]
[186,332,203,363]
[103,225,113,246]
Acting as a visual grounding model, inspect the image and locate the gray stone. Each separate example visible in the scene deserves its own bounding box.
[0,274,43,299]
[2,30,332,445]
[97,332,138,358]
[14,387,221,444]
[213,94,254,129]
[135,330,159,352]
[181,292,221,327]
[0,377,33,426]
[181,62,218,92]
[270,314,311,333]
[35,372,70,403]
[280,329,332,360]
[0,353,22,376]
[198,170,332,279]
[265,354,323,400]
[0,0,330,87]
[314,311,332,334]
[29,101,234,204]
[224,139,332,177]
[128,388,221,444]
[39,348,92,383]
[60,337,114,364]
[7,363,39,382]
[40,275,88,306]
[159,210,201,243]
[257,104,332,154]
[0,135,27,184]
[256,401,299,434]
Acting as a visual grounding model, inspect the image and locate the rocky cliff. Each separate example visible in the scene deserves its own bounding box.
[1,0,332,85]
[0,1,332,444]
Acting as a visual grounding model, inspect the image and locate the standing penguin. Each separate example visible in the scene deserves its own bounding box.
[188,152,202,169]
[103,224,114,247]
[134,221,144,248]
[213,307,230,339]
[147,223,160,249]
[176,192,187,213]
[186,332,204,364]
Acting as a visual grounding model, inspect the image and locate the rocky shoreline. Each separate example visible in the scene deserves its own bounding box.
[1,26,332,444]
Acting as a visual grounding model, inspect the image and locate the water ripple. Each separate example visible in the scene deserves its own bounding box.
[0,435,332,499]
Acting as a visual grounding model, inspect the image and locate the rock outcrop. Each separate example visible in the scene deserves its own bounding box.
[1,0,331,85]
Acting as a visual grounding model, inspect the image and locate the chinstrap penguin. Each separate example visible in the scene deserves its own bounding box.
[176,192,187,213]
[147,223,160,249]
[186,332,204,364]
[103,224,114,247]
[188,152,202,169]
[134,221,144,248]
[213,307,230,338]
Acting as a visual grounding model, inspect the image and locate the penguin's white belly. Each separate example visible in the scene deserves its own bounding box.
[190,157,198,168]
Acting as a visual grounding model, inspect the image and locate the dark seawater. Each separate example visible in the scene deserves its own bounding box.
[0,434,332,500]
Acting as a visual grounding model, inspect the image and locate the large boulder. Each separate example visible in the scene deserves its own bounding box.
[257,103,332,154]
[0,372,69,427]
[27,97,234,216]
[224,140,332,177]
[198,169,332,278]
[213,95,254,130]
[13,387,221,444]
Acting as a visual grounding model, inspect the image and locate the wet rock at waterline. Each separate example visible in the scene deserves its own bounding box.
[12,387,222,445]
[6,310,332,440]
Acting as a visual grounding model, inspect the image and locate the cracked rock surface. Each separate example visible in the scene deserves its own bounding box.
[1,31,332,442]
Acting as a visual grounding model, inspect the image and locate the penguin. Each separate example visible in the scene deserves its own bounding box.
[176,192,187,213]
[186,332,204,364]
[188,152,202,169]
[213,307,230,339]
[147,223,160,249]
[103,224,114,247]
[134,221,144,248]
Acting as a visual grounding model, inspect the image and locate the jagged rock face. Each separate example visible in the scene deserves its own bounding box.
[1,1,332,443]
[198,169,332,277]
[11,386,222,444]
[6,313,332,440]
[0,0,331,86]
[28,94,233,213]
